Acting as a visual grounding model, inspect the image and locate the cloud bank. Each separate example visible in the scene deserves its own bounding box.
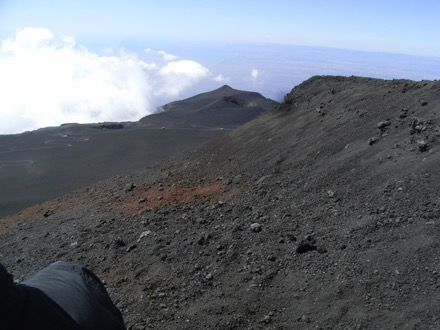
[0,28,211,134]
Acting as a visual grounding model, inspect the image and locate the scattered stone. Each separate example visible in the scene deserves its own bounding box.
[317,246,328,254]
[399,107,409,118]
[138,198,146,203]
[44,209,54,218]
[127,244,137,253]
[368,136,379,145]
[316,108,326,116]
[414,125,425,133]
[268,255,277,261]
[327,190,336,198]
[198,233,212,245]
[124,183,136,192]
[250,223,262,233]
[296,235,317,254]
[377,120,391,133]
[115,237,126,247]
[260,314,272,324]
[205,273,213,281]
[138,231,152,241]
[417,140,429,152]
[411,118,426,134]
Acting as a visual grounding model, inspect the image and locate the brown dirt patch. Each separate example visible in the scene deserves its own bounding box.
[119,180,238,215]
[0,201,56,233]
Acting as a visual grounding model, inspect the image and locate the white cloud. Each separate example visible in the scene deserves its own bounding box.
[0,28,214,134]
[159,60,209,78]
[156,60,210,97]
[251,69,259,84]
[213,74,229,82]
[158,50,178,61]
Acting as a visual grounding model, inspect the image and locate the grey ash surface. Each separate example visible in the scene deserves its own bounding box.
[0,85,277,218]
[1,76,439,329]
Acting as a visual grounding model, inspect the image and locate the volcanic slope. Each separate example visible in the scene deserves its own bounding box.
[0,85,277,218]
[139,84,275,128]
[1,76,439,329]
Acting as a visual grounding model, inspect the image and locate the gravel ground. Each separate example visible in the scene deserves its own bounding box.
[1,76,439,329]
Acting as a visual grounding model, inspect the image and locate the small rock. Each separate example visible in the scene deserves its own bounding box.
[377,120,391,131]
[327,190,336,198]
[420,100,428,106]
[268,255,277,261]
[316,108,326,116]
[44,209,54,218]
[250,223,262,233]
[115,237,126,247]
[260,314,272,324]
[126,244,137,252]
[138,231,152,241]
[317,246,328,254]
[205,273,213,281]
[399,108,409,119]
[417,140,429,152]
[414,125,425,133]
[296,235,317,254]
[368,136,379,146]
[124,183,135,192]
[198,233,211,245]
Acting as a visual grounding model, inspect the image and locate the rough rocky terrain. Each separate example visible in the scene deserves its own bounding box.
[1,76,439,329]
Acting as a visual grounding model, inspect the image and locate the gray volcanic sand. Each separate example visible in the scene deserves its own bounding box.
[0,76,439,329]
[0,85,277,218]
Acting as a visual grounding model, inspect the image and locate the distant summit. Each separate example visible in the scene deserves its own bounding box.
[139,85,278,129]
[217,84,234,91]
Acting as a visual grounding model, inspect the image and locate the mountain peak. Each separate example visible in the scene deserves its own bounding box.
[212,85,236,94]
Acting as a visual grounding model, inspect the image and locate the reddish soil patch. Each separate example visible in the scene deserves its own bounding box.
[0,201,54,233]
[119,180,238,215]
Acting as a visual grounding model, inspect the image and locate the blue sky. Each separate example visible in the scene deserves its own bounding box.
[0,0,439,134]
[1,0,439,56]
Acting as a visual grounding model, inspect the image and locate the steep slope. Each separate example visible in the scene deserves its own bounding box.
[0,86,277,218]
[1,76,439,329]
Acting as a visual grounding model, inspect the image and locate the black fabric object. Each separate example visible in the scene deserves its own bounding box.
[0,261,126,330]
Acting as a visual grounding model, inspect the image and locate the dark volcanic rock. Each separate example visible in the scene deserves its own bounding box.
[1,76,440,330]
[296,235,317,253]
[92,123,124,130]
